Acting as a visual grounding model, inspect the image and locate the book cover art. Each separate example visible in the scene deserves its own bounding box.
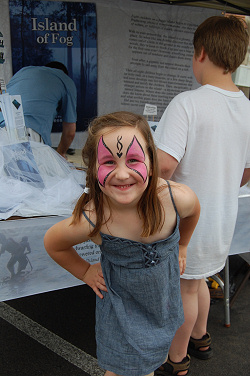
[9,0,97,132]
[2,141,45,188]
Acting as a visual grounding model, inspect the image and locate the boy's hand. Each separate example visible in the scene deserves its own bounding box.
[179,245,187,275]
[82,262,107,299]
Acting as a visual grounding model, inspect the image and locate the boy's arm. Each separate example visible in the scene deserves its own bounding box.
[241,168,250,187]
[172,183,200,275]
[44,216,107,299]
[157,149,179,180]
[154,96,188,180]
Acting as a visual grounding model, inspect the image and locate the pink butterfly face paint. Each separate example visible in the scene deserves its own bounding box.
[126,136,147,183]
[97,136,116,187]
[97,133,148,188]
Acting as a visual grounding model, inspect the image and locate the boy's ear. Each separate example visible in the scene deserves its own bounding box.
[198,47,207,62]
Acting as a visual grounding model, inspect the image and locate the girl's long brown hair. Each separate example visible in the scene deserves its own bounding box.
[72,111,164,237]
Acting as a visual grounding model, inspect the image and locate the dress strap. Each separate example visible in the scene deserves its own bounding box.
[166,180,179,216]
[82,210,96,228]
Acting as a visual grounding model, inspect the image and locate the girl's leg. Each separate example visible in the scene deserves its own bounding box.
[105,371,154,376]
[168,278,202,376]
[104,371,118,376]
[105,357,168,376]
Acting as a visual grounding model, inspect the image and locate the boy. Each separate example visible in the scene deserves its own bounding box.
[154,16,250,376]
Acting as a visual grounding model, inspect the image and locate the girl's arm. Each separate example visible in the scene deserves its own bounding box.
[171,182,200,275]
[44,216,107,298]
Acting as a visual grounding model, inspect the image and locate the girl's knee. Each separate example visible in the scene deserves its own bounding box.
[104,371,119,376]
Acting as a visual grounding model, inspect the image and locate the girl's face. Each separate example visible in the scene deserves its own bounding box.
[96,126,151,207]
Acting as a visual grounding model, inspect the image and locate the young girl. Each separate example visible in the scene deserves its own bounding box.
[44,111,200,376]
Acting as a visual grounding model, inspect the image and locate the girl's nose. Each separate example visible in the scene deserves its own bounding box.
[114,165,130,180]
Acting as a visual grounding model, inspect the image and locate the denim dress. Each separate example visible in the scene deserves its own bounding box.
[83,184,184,376]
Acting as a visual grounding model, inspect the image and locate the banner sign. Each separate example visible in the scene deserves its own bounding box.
[8,0,97,133]
[0,216,100,301]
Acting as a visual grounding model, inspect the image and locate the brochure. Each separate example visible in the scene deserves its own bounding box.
[0,93,27,143]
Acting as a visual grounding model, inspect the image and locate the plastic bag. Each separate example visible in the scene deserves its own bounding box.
[0,141,85,219]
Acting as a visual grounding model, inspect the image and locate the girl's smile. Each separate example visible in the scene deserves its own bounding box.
[113,184,135,189]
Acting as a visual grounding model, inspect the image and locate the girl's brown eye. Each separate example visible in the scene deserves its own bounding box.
[127,159,138,164]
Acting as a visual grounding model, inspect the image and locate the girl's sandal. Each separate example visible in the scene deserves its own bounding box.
[188,332,213,360]
[154,354,190,376]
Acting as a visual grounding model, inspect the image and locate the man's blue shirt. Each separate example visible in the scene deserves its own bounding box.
[5,66,77,146]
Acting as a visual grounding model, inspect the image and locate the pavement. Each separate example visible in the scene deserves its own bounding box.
[1,254,250,376]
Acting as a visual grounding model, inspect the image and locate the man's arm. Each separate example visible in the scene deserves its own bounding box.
[157,149,179,180]
[56,122,76,158]
[241,168,250,187]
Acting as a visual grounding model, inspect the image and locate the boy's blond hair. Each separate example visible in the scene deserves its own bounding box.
[193,15,249,73]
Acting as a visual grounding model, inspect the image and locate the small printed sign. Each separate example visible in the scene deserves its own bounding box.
[143,104,157,116]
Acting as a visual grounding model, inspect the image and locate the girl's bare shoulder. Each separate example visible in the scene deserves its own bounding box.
[169,181,200,218]
[157,179,200,218]
[157,177,169,193]
[156,178,177,200]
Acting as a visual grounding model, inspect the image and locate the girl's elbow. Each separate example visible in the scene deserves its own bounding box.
[43,230,54,254]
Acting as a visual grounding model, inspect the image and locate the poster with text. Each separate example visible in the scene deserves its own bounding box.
[96,0,220,121]
[9,0,97,133]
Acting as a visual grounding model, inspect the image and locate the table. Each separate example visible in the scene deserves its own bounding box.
[1,188,250,309]
[0,215,101,302]
[212,190,250,327]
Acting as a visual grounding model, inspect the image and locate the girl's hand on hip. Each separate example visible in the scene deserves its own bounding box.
[82,262,107,299]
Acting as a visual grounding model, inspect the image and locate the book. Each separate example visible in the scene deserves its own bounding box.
[2,141,44,188]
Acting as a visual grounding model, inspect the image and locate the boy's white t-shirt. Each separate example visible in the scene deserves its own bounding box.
[154,84,250,279]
